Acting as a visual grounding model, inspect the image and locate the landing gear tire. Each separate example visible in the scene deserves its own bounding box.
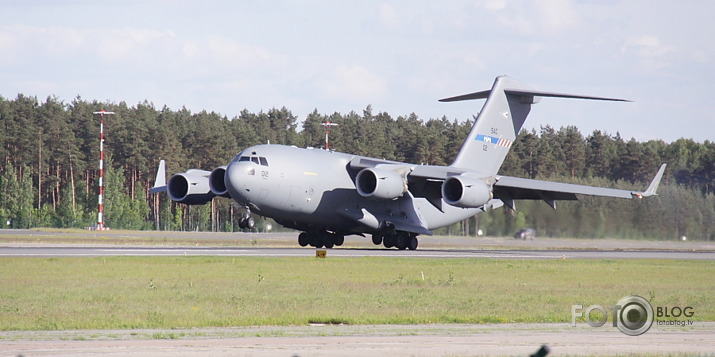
[407,235,418,250]
[301,230,344,249]
[238,216,254,230]
[321,231,338,249]
[372,233,383,246]
[334,234,345,246]
[383,235,395,249]
[381,231,419,250]
[306,231,321,248]
[396,232,410,250]
[298,232,309,247]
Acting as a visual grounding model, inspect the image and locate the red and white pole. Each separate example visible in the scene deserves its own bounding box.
[320,121,338,150]
[93,109,115,231]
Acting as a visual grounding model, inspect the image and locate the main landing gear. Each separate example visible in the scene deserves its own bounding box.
[298,230,345,249]
[371,230,418,250]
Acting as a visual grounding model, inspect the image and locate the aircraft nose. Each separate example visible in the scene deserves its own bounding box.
[224,162,244,200]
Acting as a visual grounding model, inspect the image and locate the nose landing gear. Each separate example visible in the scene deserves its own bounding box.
[238,207,255,230]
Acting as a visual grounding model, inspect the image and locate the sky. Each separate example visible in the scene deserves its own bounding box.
[0,0,713,143]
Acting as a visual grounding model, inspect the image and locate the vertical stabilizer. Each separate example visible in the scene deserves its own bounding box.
[443,76,534,176]
[441,76,627,176]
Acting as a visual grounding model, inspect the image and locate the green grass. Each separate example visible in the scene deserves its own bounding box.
[0,257,712,330]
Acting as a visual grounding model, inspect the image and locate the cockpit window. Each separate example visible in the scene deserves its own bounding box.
[237,155,269,166]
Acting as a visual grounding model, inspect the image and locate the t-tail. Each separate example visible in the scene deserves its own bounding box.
[441,76,629,176]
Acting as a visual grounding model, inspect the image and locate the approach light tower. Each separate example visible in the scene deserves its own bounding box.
[321,121,338,150]
[93,109,115,231]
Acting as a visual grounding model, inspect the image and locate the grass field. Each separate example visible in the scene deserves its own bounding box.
[0,257,712,331]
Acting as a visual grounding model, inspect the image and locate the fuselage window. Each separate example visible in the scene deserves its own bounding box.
[259,157,268,166]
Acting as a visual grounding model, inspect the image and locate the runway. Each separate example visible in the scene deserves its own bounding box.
[2,323,714,356]
[1,244,714,260]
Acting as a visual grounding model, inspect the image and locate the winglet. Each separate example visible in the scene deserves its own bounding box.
[633,164,666,198]
[149,160,167,193]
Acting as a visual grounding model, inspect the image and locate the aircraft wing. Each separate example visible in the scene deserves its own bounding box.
[492,163,666,209]
[352,156,666,211]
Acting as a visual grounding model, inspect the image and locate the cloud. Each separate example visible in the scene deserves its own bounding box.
[319,65,387,103]
[0,23,286,80]
[378,3,402,30]
[201,36,284,72]
[0,25,84,63]
[481,0,581,36]
[480,0,506,11]
[0,25,181,69]
[534,0,580,33]
[621,35,677,70]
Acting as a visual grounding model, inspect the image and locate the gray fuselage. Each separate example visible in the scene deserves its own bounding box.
[224,144,478,235]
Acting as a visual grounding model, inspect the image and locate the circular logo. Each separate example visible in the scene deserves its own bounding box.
[616,295,654,336]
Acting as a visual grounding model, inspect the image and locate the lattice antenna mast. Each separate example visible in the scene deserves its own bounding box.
[93,109,115,231]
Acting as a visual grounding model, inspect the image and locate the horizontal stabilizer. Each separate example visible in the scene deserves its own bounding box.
[505,89,630,102]
[439,90,492,102]
[440,89,630,103]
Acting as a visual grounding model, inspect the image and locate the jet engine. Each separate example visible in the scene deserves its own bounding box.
[167,169,215,205]
[441,176,492,208]
[209,166,231,198]
[356,167,408,200]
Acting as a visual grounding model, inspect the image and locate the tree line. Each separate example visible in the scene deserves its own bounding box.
[0,95,713,240]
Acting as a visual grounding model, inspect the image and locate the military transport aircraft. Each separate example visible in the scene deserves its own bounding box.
[151,76,666,250]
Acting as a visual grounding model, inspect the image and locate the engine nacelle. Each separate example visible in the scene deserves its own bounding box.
[167,169,215,205]
[356,167,408,200]
[442,176,492,208]
[209,166,231,198]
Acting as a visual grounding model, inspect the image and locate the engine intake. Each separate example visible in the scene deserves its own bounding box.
[442,176,492,208]
[167,169,215,205]
[209,166,231,198]
[356,168,408,200]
